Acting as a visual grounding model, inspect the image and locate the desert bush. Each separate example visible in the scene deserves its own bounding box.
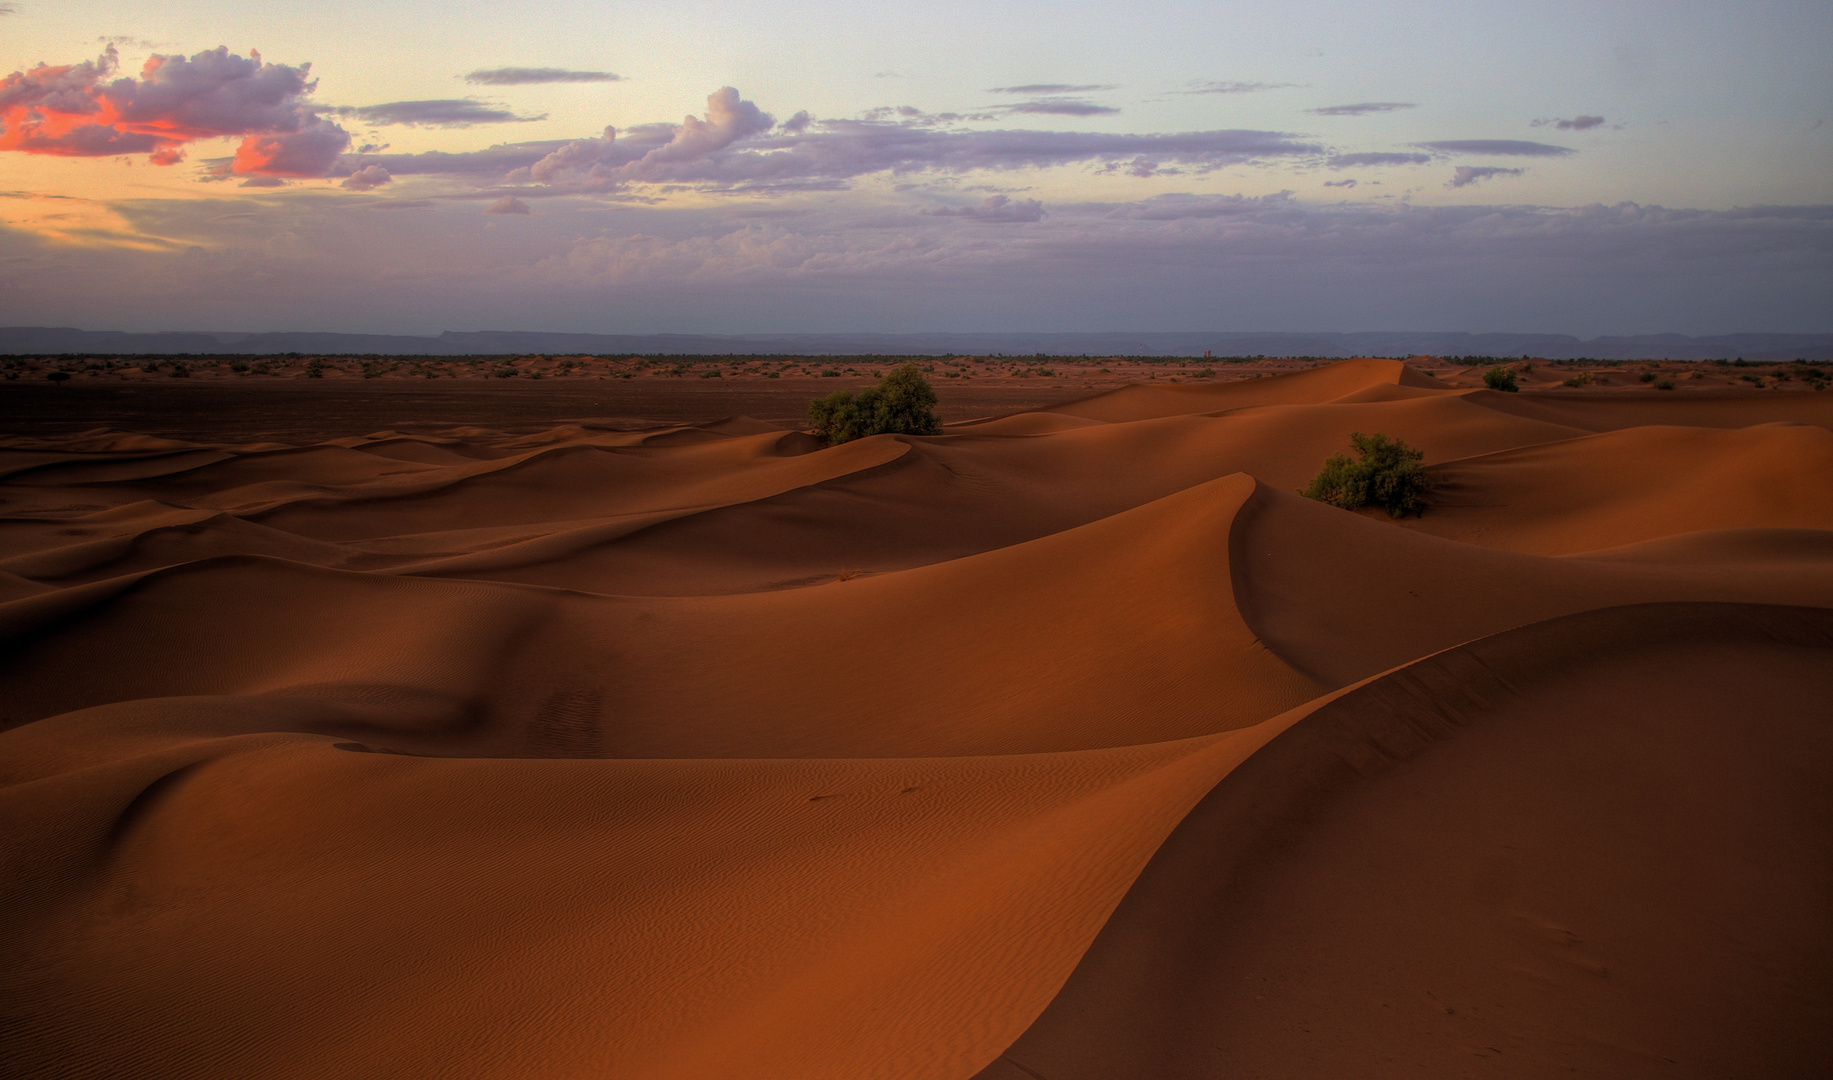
[1301,432,1429,518]
[1654,378,1676,390]
[1639,372,1657,383]
[808,363,942,445]
[1483,366,1518,392]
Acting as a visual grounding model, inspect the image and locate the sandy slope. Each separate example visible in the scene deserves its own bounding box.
[3,358,1830,1078]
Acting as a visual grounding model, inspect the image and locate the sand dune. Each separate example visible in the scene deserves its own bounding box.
[3,359,1829,1078]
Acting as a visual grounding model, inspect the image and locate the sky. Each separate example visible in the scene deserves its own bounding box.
[1,0,1829,336]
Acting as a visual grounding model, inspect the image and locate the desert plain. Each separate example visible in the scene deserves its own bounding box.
[1,356,1830,1078]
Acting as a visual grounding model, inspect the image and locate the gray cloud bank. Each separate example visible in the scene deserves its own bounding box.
[6,196,1826,339]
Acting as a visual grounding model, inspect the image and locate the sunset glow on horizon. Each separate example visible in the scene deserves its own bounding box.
[1,1,1828,336]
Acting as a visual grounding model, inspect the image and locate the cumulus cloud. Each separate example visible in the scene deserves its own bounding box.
[926,194,1045,222]
[779,110,812,134]
[486,195,530,214]
[463,68,621,85]
[988,84,1116,95]
[0,44,350,175]
[1309,102,1415,116]
[340,164,392,190]
[1003,100,1118,116]
[1181,81,1298,95]
[229,118,351,177]
[1449,165,1525,187]
[1418,139,1573,156]
[1327,151,1431,168]
[327,99,543,127]
[517,87,777,186]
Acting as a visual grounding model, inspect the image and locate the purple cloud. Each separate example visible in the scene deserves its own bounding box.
[463,68,621,85]
[340,164,392,190]
[1449,165,1525,187]
[1419,139,1574,156]
[988,84,1116,94]
[1548,115,1606,131]
[1309,102,1415,116]
[328,99,543,127]
[1003,100,1119,116]
[487,195,531,214]
[345,87,1322,194]
[1327,151,1432,168]
[1323,178,1357,188]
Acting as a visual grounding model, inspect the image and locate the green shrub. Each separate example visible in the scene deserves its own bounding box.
[1654,378,1676,390]
[1301,432,1429,518]
[808,363,942,445]
[1483,366,1518,392]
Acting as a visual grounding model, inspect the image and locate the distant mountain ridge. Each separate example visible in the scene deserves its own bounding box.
[3,326,1830,360]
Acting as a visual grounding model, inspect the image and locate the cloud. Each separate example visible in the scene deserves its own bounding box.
[487,195,530,214]
[327,99,543,127]
[1449,165,1525,187]
[229,118,351,177]
[9,194,1828,340]
[463,68,621,85]
[1534,115,1606,131]
[1181,81,1298,95]
[779,110,812,134]
[926,194,1045,222]
[1003,100,1119,116]
[1309,102,1415,116]
[1323,178,1357,188]
[340,164,392,190]
[357,117,1319,192]
[988,84,1116,95]
[0,45,350,176]
[348,87,1320,195]
[238,175,286,187]
[1418,139,1574,156]
[0,4,15,14]
[1327,152,1431,168]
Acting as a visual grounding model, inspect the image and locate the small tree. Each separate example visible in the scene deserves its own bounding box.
[808,363,942,444]
[46,371,70,387]
[1483,366,1518,392]
[1301,432,1429,518]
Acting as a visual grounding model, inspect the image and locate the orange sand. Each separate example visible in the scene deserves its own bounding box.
[3,358,1829,1078]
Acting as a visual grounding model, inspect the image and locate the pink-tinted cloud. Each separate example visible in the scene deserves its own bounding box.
[0,44,349,175]
[487,195,531,214]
